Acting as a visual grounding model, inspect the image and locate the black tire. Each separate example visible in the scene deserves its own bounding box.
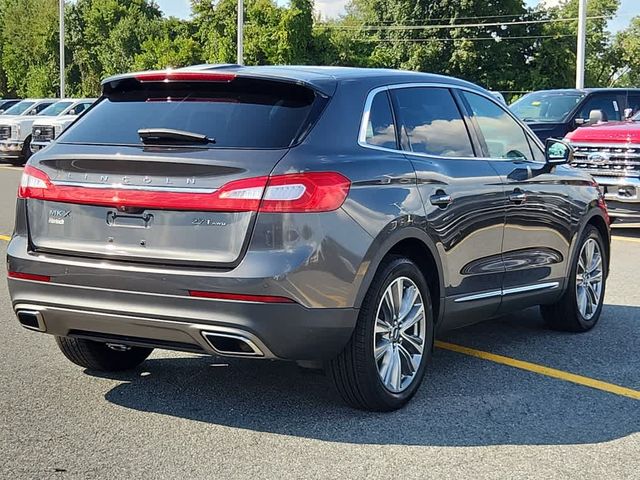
[540,225,607,332]
[328,256,434,411]
[55,336,153,372]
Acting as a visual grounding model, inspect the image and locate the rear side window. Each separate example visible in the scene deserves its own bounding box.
[463,92,532,161]
[60,78,321,149]
[364,91,397,149]
[576,95,621,122]
[391,87,474,158]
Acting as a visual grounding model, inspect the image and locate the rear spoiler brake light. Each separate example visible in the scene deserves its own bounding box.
[134,72,237,83]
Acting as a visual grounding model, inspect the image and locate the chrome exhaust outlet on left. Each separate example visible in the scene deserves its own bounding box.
[15,309,46,332]
[201,331,264,357]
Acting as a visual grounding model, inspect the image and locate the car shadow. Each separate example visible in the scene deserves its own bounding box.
[94,304,639,447]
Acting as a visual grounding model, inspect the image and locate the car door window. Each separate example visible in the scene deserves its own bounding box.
[364,91,397,149]
[576,95,621,121]
[627,94,640,115]
[463,91,533,161]
[391,87,474,157]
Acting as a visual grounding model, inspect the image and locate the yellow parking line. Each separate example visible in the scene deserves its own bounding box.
[0,235,10,241]
[436,340,640,401]
[612,235,640,244]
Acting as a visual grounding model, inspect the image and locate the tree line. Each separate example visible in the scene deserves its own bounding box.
[0,0,637,99]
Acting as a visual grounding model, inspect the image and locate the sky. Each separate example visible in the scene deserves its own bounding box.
[155,0,637,32]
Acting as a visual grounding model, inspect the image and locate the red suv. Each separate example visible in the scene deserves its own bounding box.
[566,112,640,223]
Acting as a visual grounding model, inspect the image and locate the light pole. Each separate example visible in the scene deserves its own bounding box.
[237,0,244,65]
[59,0,65,98]
[576,0,587,89]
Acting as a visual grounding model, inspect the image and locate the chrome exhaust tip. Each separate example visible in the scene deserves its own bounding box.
[201,331,264,357]
[15,309,46,332]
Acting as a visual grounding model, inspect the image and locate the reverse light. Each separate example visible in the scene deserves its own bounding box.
[17,166,350,213]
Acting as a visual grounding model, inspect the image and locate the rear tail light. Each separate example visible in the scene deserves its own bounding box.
[18,166,350,213]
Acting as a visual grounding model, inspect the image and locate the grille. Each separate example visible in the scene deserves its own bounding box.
[570,144,640,178]
[0,125,10,140]
[32,125,55,142]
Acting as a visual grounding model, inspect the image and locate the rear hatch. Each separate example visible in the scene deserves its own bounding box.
[23,72,328,267]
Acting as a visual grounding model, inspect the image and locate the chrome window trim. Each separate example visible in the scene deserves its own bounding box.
[454,281,560,303]
[358,81,546,164]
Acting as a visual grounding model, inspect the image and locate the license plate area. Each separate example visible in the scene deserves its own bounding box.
[106,211,154,229]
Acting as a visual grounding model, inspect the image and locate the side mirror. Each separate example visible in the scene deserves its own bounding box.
[68,109,76,115]
[545,138,573,165]
[624,108,634,119]
[0,109,5,114]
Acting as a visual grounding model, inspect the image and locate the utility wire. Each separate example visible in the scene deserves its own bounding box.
[320,15,607,30]
[364,34,576,42]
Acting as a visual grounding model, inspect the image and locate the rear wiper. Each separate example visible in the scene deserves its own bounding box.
[138,128,216,145]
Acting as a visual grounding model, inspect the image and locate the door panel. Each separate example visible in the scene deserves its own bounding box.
[390,87,506,329]
[460,90,573,312]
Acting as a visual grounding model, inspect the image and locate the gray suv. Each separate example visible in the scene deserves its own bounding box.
[7,66,610,411]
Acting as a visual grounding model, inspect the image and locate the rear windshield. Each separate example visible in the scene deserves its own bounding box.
[59,78,321,149]
[3,101,35,116]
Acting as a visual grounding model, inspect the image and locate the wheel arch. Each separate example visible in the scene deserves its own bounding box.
[565,207,611,283]
[354,227,445,324]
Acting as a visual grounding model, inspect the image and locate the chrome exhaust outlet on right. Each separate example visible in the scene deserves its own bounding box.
[201,331,264,357]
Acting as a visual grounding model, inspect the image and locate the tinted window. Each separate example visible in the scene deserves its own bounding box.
[392,87,474,157]
[463,92,532,161]
[628,94,640,115]
[365,91,396,149]
[72,102,93,114]
[60,79,319,149]
[577,95,621,121]
[32,102,55,115]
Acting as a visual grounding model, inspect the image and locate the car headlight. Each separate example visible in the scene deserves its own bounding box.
[10,124,20,139]
[54,125,61,138]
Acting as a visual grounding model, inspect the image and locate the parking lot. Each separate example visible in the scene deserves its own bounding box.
[0,164,638,479]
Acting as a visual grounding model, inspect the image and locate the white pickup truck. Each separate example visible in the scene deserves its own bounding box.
[31,98,96,153]
[0,98,60,165]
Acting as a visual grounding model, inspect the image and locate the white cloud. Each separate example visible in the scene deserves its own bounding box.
[315,0,348,19]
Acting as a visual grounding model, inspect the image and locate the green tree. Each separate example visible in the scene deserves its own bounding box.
[528,0,621,89]
[0,0,59,97]
[66,0,162,95]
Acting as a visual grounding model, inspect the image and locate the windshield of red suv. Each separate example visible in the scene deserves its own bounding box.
[511,91,585,122]
[59,78,321,149]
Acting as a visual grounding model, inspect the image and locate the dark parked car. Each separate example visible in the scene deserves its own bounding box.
[7,66,610,411]
[511,88,640,141]
[0,98,21,113]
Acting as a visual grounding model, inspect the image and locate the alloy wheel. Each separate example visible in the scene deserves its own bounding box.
[576,238,604,320]
[374,276,426,393]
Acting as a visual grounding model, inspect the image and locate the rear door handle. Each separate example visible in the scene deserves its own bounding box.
[509,190,527,203]
[430,192,452,208]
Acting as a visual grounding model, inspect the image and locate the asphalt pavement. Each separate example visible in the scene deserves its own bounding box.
[0,164,638,479]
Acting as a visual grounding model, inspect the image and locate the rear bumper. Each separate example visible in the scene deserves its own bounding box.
[593,176,640,222]
[6,233,360,361]
[9,278,358,361]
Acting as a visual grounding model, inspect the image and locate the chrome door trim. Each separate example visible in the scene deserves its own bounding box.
[454,281,560,303]
[357,81,545,160]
